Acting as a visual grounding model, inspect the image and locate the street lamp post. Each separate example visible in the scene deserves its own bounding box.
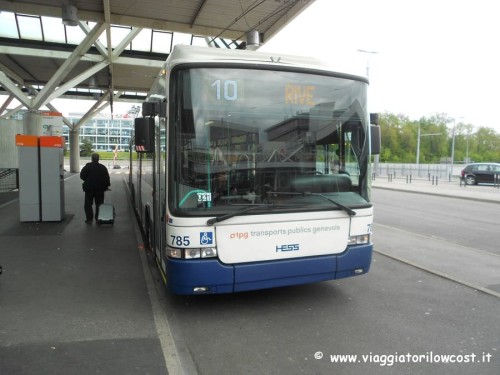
[357,49,378,78]
[465,131,470,163]
[448,117,464,178]
[451,120,456,176]
[416,123,421,166]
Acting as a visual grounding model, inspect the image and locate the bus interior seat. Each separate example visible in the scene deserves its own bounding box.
[290,174,352,193]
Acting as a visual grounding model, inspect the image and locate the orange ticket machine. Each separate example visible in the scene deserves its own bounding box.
[16,135,65,222]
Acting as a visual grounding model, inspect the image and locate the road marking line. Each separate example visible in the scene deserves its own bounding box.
[374,249,500,299]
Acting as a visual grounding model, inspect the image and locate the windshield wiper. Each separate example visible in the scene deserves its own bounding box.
[315,193,356,216]
[206,203,308,225]
[269,191,356,217]
[206,204,271,226]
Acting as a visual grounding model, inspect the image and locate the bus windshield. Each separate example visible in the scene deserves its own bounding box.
[169,67,371,216]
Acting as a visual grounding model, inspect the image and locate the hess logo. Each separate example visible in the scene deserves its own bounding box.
[276,244,299,252]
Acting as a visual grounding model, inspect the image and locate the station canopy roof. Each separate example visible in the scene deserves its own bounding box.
[0,0,314,123]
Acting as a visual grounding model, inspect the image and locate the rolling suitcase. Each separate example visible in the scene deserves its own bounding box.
[97,192,115,225]
[97,203,115,225]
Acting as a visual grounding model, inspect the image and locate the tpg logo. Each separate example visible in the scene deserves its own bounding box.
[276,244,300,252]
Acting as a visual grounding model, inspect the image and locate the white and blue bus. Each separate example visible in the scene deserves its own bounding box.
[130,45,380,294]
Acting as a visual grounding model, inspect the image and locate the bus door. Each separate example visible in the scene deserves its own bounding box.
[154,117,167,261]
[137,154,143,221]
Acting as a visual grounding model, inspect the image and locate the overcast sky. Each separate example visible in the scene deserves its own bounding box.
[261,0,500,131]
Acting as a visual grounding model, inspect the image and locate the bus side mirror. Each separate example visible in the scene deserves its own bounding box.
[134,117,155,153]
[370,125,381,155]
[142,101,167,118]
[369,113,381,155]
[370,113,379,125]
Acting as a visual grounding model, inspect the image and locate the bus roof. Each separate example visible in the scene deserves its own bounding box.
[166,45,356,76]
[146,45,367,101]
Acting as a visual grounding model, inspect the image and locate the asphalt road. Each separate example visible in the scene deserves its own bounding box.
[372,188,500,256]
[153,189,499,375]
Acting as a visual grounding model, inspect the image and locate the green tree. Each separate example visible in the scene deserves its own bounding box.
[80,138,93,157]
[378,112,500,163]
[379,112,415,162]
[472,127,500,162]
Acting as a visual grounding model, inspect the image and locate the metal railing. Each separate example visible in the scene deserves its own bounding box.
[373,163,466,180]
[0,168,19,192]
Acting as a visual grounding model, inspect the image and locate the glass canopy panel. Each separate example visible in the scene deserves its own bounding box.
[191,36,208,47]
[17,14,42,40]
[111,25,131,49]
[41,16,67,43]
[66,24,86,45]
[152,30,173,53]
[171,32,192,48]
[132,29,153,52]
[0,12,19,38]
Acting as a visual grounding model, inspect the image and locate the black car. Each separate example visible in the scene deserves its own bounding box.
[461,163,500,185]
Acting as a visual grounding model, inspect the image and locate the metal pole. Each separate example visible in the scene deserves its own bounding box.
[69,129,80,173]
[416,123,421,167]
[451,119,456,178]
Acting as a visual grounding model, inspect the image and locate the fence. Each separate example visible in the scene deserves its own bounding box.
[373,163,466,181]
[0,168,19,192]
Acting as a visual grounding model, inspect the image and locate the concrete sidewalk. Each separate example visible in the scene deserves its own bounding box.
[0,172,168,375]
[372,176,500,204]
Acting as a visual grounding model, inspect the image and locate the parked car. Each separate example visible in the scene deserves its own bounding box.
[461,163,500,185]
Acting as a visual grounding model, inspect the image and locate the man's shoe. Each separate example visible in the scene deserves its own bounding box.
[85,219,92,224]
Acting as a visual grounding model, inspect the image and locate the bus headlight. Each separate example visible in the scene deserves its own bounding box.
[348,234,370,245]
[185,249,201,259]
[166,246,217,259]
[167,248,182,258]
[201,248,217,258]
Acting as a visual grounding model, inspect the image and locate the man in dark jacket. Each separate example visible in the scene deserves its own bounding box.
[80,153,110,223]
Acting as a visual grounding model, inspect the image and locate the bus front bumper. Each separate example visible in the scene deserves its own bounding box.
[165,244,372,295]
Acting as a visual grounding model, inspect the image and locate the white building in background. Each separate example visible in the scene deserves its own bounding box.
[65,113,134,152]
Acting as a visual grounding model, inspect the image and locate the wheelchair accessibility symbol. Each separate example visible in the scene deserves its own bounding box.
[200,232,213,245]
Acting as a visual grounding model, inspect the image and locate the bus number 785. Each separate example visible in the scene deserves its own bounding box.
[170,235,190,247]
